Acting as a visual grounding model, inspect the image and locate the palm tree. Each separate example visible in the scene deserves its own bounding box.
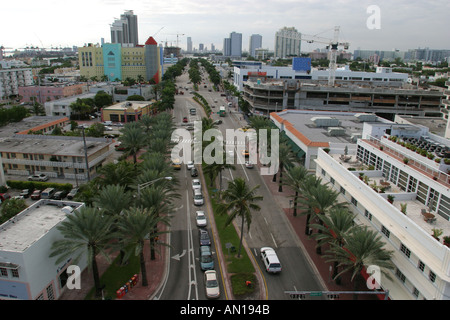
[136,185,178,260]
[119,125,148,164]
[299,183,346,254]
[272,142,295,192]
[283,165,309,217]
[310,207,357,283]
[49,206,116,298]
[325,226,394,299]
[95,161,136,189]
[116,206,170,286]
[217,178,263,257]
[203,147,236,193]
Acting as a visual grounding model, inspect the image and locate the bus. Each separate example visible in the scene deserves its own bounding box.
[219,106,226,117]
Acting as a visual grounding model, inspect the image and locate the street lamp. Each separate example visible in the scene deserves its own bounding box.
[77,126,90,182]
[137,176,173,199]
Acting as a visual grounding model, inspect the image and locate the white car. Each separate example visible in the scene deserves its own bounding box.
[192,179,201,192]
[245,161,254,169]
[196,211,207,227]
[28,173,49,182]
[204,270,220,299]
[104,126,113,131]
[187,161,194,170]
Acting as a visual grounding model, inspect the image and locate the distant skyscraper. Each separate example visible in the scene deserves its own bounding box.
[187,37,193,52]
[199,43,204,52]
[211,43,215,52]
[274,27,302,59]
[223,38,231,56]
[249,34,262,57]
[110,10,139,46]
[230,32,242,57]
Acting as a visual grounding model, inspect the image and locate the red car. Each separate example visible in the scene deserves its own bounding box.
[183,117,188,123]
[31,190,42,200]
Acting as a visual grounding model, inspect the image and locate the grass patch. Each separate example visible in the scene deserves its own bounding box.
[230,272,256,297]
[85,253,141,300]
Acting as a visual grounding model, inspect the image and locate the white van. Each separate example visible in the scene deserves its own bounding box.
[260,247,282,273]
[193,189,204,206]
[41,188,56,199]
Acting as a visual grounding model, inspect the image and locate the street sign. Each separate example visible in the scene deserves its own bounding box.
[310,292,323,297]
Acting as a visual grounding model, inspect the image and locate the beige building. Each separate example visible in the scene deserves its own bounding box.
[102,100,155,123]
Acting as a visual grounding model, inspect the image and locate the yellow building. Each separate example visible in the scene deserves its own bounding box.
[102,101,155,123]
[121,47,147,80]
[78,44,104,80]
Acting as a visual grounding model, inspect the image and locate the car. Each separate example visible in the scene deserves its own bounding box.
[53,190,68,200]
[193,189,204,206]
[11,195,24,200]
[31,190,42,200]
[192,179,201,192]
[204,270,220,299]
[186,161,194,170]
[213,120,222,125]
[199,228,211,246]
[67,188,79,200]
[199,246,214,270]
[242,150,250,158]
[172,159,182,170]
[245,161,254,169]
[104,126,113,131]
[186,125,194,131]
[190,167,198,177]
[19,189,32,198]
[0,193,11,201]
[115,142,126,151]
[196,211,207,227]
[28,173,49,182]
[183,117,188,123]
[260,247,282,273]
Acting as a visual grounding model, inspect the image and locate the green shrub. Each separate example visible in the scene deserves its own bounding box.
[7,180,73,191]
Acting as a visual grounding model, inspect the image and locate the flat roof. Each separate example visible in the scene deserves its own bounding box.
[0,116,68,138]
[0,135,111,156]
[273,110,373,145]
[104,101,150,111]
[0,200,83,252]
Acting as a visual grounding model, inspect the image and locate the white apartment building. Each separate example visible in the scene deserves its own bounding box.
[274,27,302,59]
[441,79,450,139]
[0,200,86,300]
[315,120,450,300]
[44,92,96,117]
[0,68,33,100]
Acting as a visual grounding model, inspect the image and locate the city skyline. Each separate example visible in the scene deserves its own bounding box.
[1,0,449,54]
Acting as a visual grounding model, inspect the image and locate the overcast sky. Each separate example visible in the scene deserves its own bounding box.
[2,0,449,53]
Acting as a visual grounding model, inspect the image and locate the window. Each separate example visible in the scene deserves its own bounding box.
[429,271,436,283]
[364,210,372,221]
[413,287,420,298]
[330,177,335,185]
[400,243,411,258]
[340,186,346,195]
[351,197,358,207]
[381,225,390,238]
[395,268,406,283]
[11,269,19,278]
[0,268,7,277]
[46,284,55,300]
[418,260,425,272]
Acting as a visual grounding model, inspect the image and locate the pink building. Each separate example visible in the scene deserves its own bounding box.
[18,83,87,104]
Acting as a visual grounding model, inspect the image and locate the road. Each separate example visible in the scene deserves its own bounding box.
[154,64,325,300]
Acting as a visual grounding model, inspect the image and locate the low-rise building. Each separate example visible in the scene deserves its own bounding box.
[19,83,87,104]
[101,100,155,123]
[0,200,86,300]
[0,68,33,100]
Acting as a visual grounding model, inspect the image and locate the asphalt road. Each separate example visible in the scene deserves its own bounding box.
[154,65,325,300]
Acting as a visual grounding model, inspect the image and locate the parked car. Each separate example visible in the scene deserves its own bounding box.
[190,167,198,177]
[67,188,79,200]
[186,161,194,170]
[31,190,42,200]
[28,173,48,182]
[199,228,211,246]
[199,246,214,271]
[192,179,201,192]
[53,190,68,200]
[196,211,207,227]
[245,161,254,169]
[0,193,11,201]
[183,117,188,123]
[193,190,204,206]
[213,120,222,125]
[104,126,113,131]
[204,270,220,299]
[19,189,32,198]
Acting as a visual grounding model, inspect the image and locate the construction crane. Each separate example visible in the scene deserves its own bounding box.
[161,33,185,48]
[299,26,350,87]
[153,26,165,37]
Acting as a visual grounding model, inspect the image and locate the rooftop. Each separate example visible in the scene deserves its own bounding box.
[0,116,68,138]
[104,101,151,111]
[0,200,83,252]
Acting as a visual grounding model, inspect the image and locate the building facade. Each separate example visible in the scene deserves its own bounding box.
[110,10,139,47]
[442,79,450,139]
[18,83,87,104]
[0,200,86,300]
[314,123,450,300]
[274,27,302,59]
[249,34,262,58]
[0,68,33,100]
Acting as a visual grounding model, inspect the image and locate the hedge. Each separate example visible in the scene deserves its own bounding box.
[7,180,73,192]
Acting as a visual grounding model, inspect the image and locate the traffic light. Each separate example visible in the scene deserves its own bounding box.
[327,293,340,300]
[290,293,306,300]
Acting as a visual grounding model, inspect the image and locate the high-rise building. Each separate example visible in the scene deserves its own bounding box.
[187,37,193,52]
[249,34,262,57]
[274,27,302,59]
[110,10,139,46]
[223,38,231,56]
[223,32,242,57]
